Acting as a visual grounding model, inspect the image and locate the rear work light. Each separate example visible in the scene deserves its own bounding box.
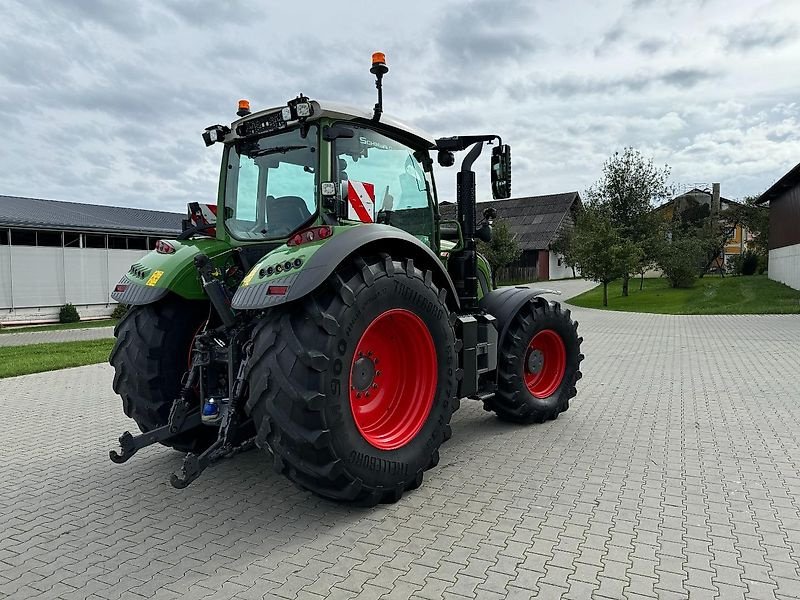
[287,226,333,247]
[155,240,176,254]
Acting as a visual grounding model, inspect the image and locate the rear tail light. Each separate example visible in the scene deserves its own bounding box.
[155,240,176,254]
[267,285,289,296]
[287,226,333,247]
[114,284,128,293]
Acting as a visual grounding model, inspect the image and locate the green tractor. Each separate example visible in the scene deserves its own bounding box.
[109,53,583,505]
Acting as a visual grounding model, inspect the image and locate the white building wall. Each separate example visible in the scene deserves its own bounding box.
[0,246,12,308]
[548,252,575,280]
[0,246,149,323]
[769,244,800,290]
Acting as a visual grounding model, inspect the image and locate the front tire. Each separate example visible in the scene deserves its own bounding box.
[109,298,215,453]
[245,254,459,505]
[485,299,583,423]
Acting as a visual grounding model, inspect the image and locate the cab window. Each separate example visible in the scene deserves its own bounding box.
[335,126,434,245]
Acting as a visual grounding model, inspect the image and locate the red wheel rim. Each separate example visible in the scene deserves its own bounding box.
[349,309,437,450]
[524,329,567,399]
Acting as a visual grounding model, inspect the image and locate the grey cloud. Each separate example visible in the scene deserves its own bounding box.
[433,0,543,65]
[18,0,163,39]
[161,0,246,27]
[637,38,667,55]
[725,21,798,52]
[519,68,716,99]
[595,21,627,56]
[660,68,712,89]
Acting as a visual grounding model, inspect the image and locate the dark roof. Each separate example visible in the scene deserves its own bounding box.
[758,162,800,204]
[0,194,183,236]
[670,188,742,206]
[440,192,581,250]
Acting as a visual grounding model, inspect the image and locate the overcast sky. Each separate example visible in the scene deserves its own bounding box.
[1,0,799,212]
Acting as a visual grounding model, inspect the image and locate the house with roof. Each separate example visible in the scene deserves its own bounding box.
[440,192,582,281]
[757,162,800,290]
[0,194,182,324]
[656,185,757,270]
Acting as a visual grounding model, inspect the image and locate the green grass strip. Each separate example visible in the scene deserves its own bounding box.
[0,338,115,379]
[568,275,800,315]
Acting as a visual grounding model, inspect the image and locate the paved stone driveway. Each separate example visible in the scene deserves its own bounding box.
[1,304,799,600]
[0,327,115,348]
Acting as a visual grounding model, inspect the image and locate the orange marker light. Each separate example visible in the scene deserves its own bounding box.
[372,52,386,66]
[238,99,250,111]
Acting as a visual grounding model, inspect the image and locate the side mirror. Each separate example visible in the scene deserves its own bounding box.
[483,207,497,221]
[437,150,455,167]
[323,124,355,141]
[491,144,511,199]
[476,222,492,243]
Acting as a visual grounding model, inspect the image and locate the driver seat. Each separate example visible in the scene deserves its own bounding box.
[265,195,312,233]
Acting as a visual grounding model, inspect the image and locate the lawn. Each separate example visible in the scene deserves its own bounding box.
[0,339,115,378]
[568,275,800,315]
[0,319,118,334]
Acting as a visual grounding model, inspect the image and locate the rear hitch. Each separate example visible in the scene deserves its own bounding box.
[170,403,254,488]
[170,346,254,488]
[109,398,200,463]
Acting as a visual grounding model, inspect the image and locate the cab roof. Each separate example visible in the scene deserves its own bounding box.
[232,100,437,150]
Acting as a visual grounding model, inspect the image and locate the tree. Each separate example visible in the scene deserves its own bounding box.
[655,233,704,288]
[585,148,672,296]
[550,226,579,278]
[571,206,641,306]
[725,195,770,258]
[669,196,731,278]
[477,219,522,285]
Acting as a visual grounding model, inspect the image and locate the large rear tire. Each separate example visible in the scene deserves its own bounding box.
[245,254,459,505]
[109,298,216,453]
[485,299,583,423]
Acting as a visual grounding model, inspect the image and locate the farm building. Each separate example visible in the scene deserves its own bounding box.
[0,194,182,324]
[440,192,582,282]
[757,162,800,290]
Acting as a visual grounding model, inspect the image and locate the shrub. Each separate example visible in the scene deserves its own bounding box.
[731,251,759,276]
[656,237,701,288]
[757,253,768,275]
[59,303,80,323]
[111,303,129,319]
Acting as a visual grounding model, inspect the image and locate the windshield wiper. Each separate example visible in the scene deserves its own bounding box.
[243,145,308,158]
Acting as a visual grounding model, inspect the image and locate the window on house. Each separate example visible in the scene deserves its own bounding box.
[37,231,62,247]
[126,236,147,250]
[0,230,8,245]
[64,232,81,247]
[10,229,37,246]
[108,236,127,249]
[85,234,106,248]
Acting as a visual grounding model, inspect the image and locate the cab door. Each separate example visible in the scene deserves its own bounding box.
[333,124,436,248]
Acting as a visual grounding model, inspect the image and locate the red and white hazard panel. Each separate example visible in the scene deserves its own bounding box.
[187,202,217,236]
[347,181,375,223]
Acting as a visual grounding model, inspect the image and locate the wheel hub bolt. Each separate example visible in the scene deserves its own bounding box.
[527,349,544,374]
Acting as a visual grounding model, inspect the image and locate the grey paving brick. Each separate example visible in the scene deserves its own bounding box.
[1,306,799,600]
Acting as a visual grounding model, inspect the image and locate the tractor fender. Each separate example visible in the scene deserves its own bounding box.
[479,285,560,348]
[231,225,460,311]
[111,238,233,306]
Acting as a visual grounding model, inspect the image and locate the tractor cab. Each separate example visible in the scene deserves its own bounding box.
[201,97,443,254]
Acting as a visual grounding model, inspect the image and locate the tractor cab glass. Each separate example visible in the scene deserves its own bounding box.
[224,126,318,240]
[334,126,435,245]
